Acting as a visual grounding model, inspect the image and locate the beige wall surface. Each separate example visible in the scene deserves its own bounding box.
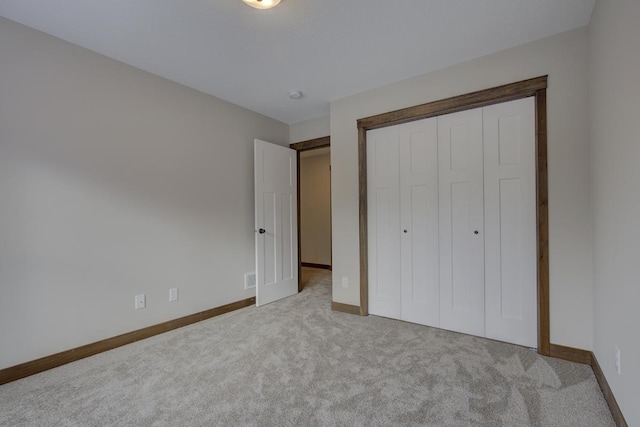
[300,152,332,266]
[0,18,288,369]
[330,28,593,350]
[289,115,330,144]
[589,1,640,424]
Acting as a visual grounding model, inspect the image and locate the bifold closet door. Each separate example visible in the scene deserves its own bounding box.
[367,97,537,348]
[483,98,537,348]
[368,118,439,326]
[399,118,439,326]
[437,108,485,338]
[367,126,401,320]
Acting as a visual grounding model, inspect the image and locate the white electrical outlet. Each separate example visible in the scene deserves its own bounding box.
[134,294,146,310]
[342,277,349,288]
[615,346,621,374]
[169,288,178,302]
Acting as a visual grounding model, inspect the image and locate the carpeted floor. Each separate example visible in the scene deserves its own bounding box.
[0,268,614,426]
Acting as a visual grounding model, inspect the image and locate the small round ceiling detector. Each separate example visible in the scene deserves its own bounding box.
[242,0,281,10]
[288,90,303,100]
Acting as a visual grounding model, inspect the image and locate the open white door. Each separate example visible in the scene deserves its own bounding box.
[254,139,298,306]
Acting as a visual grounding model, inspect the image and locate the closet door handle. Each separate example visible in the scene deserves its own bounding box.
[474,230,479,235]
[403,229,408,233]
[258,228,266,234]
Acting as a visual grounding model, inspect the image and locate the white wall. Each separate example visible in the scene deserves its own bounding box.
[589,1,640,424]
[330,28,593,350]
[289,115,330,144]
[300,150,332,266]
[0,18,288,370]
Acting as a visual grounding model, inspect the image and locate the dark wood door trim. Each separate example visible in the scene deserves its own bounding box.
[357,76,548,130]
[358,127,369,316]
[357,76,550,355]
[290,137,331,292]
[535,88,550,356]
[290,136,330,152]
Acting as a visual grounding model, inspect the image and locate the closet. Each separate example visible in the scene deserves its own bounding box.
[367,97,537,348]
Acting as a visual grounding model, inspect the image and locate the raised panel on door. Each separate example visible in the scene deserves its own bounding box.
[367,126,401,319]
[399,118,439,327]
[262,192,277,286]
[483,98,537,348]
[438,109,485,337]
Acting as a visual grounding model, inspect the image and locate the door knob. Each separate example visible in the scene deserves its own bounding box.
[474,230,479,235]
[258,228,266,234]
[403,229,408,233]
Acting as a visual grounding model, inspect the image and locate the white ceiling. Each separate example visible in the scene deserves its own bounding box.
[0,0,595,125]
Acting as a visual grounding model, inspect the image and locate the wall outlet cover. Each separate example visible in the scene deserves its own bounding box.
[134,294,146,310]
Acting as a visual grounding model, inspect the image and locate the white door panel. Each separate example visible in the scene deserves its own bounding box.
[399,118,439,327]
[255,139,298,306]
[438,109,485,337]
[365,98,537,349]
[483,98,537,347]
[367,127,401,319]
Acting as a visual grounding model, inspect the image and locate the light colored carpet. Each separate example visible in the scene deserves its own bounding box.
[0,268,614,426]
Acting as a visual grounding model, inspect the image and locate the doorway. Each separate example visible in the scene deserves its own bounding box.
[366,98,537,348]
[290,136,331,292]
[356,76,550,355]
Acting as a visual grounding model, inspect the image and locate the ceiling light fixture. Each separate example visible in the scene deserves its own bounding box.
[288,90,303,100]
[242,0,281,9]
